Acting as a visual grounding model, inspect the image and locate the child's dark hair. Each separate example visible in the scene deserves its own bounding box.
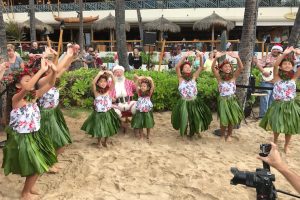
[279,58,294,67]
[218,60,234,81]
[96,72,110,94]
[139,78,152,96]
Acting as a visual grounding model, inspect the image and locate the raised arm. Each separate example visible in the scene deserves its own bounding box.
[56,45,80,78]
[36,60,58,98]
[0,62,8,80]
[148,77,155,95]
[212,52,224,82]
[92,70,104,96]
[175,56,186,79]
[227,52,244,79]
[106,71,115,92]
[273,46,294,79]
[193,50,204,80]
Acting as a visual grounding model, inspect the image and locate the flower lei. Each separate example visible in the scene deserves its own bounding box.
[181,72,193,81]
[96,85,110,94]
[278,69,294,81]
[24,90,37,102]
[219,71,234,81]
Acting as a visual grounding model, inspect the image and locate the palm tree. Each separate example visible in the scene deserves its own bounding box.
[236,0,260,109]
[115,0,129,70]
[135,0,143,47]
[0,0,7,59]
[78,0,84,51]
[288,4,300,47]
[29,0,36,42]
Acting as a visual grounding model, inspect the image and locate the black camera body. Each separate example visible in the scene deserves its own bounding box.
[230,144,277,200]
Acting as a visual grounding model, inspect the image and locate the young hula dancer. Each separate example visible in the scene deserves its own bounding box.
[37,45,79,171]
[131,75,155,141]
[171,50,212,137]
[260,46,300,153]
[2,55,57,200]
[212,52,244,141]
[81,70,121,148]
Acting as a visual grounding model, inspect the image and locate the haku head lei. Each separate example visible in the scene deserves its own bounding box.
[180,61,193,81]
[278,57,295,81]
[96,72,110,94]
[218,59,234,81]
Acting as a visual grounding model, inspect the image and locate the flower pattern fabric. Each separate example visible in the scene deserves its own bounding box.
[219,81,236,97]
[39,87,60,109]
[9,103,41,133]
[273,80,296,101]
[136,96,153,112]
[94,95,112,112]
[179,80,197,99]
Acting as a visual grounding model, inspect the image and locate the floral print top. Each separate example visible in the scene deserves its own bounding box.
[273,80,296,101]
[219,81,236,97]
[9,103,41,133]
[94,95,112,112]
[39,87,60,109]
[178,80,197,99]
[136,95,153,112]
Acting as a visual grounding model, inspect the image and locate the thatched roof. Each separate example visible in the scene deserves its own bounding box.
[144,15,180,33]
[22,18,54,32]
[193,12,235,31]
[93,13,130,31]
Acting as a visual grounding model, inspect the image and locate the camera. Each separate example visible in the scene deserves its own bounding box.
[230,144,277,200]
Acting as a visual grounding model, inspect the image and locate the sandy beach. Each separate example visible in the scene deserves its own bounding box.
[0,110,299,200]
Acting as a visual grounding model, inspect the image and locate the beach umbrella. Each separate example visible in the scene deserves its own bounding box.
[144,15,180,71]
[93,13,130,51]
[22,18,54,33]
[144,15,181,41]
[193,11,234,49]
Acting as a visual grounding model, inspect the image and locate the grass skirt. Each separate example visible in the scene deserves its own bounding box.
[259,100,300,135]
[2,127,50,177]
[217,95,244,126]
[171,97,212,136]
[40,107,72,149]
[131,111,155,129]
[81,109,121,138]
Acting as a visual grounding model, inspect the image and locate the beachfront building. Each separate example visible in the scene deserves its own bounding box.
[1,0,299,50]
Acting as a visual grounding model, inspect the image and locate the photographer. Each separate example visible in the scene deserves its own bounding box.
[258,142,300,193]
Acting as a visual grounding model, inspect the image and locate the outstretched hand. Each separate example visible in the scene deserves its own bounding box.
[283,46,294,55]
[227,51,239,59]
[257,142,285,170]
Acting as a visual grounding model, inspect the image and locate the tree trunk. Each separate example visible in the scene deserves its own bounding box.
[288,4,300,46]
[29,0,36,42]
[0,0,9,127]
[78,0,84,52]
[236,0,260,110]
[115,0,129,70]
[135,0,143,47]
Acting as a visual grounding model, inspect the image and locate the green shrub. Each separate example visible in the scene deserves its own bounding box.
[59,68,297,111]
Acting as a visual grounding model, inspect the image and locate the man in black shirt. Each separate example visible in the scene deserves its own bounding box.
[128,48,142,70]
[29,42,44,55]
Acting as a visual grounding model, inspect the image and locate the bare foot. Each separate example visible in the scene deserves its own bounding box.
[20,192,36,200]
[30,187,40,195]
[48,166,59,174]
[225,135,232,142]
[284,146,288,154]
[101,141,108,148]
[146,137,152,145]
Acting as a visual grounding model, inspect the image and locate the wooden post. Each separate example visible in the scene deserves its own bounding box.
[158,39,166,72]
[261,42,264,57]
[54,28,64,64]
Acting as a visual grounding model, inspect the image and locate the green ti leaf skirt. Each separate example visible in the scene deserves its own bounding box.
[131,110,155,129]
[40,106,72,150]
[217,95,244,126]
[171,97,212,136]
[259,99,300,135]
[81,109,121,138]
[2,127,56,177]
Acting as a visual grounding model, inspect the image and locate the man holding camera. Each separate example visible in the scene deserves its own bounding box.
[258,143,300,193]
